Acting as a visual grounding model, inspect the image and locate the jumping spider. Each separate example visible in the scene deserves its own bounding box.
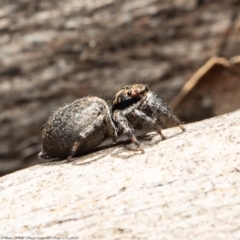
[38,84,185,161]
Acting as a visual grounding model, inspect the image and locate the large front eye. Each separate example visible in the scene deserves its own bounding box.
[145,86,148,92]
[127,90,132,96]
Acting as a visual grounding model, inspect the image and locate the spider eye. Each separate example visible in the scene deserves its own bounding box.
[127,90,132,96]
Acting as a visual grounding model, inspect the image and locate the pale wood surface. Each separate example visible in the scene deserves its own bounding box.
[1,110,240,239]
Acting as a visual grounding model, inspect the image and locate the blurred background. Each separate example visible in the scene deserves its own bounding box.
[0,0,240,176]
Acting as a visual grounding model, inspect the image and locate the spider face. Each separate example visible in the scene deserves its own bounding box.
[112,84,149,111]
[112,84,185,152]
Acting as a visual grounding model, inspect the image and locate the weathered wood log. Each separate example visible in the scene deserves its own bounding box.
[0,109,239,238]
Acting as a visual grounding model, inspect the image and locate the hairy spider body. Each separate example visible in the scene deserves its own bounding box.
[39,84,185,160]
[112,84,185,151]
[38,96,117,160]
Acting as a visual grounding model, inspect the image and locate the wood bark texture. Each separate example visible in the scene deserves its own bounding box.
[0,109,240,239]
[1,0,240,175]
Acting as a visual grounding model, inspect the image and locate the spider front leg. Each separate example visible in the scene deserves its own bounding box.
[132,109,166,140]
[113,110,144,153]
[147,93,186,132]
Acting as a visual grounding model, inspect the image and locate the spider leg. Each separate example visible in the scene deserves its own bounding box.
[148,93,186,132]
[67,114,116,161]
[38,149,54,160]
[133,109,166,140]
[113,110,144,153]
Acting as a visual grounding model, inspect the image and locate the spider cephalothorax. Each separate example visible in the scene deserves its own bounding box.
[112,84,148,111]
[112,84,185,152]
